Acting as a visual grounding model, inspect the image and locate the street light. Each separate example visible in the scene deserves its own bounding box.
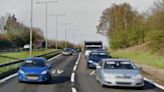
[49,14,65,50]
[36,0,58,52]
[61,23,72,48]
[30,0,33,56]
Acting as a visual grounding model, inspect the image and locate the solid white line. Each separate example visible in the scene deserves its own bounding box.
[71,73,75,83]
[47,54,61,62]
[144,77,164,90]
[71,87,77,92]
[0,73,17,83]
[0,54,61,84]
[73,65,77,71]
[90,71,95,75]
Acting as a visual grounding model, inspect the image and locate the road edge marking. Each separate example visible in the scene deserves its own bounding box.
[47,54,61,62]
[0,53,61,84]
[144,77,164,90]
[0,73,17,83]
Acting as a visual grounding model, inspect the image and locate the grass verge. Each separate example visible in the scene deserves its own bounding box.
[111,49,164,69]
[0,49,55,64]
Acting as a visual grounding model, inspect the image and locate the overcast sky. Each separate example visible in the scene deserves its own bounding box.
[0,0,156,46]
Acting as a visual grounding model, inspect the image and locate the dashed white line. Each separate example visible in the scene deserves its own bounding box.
[71,73,75,83]
[71,87,77,92]
[90,71,96,75]
[73,65,77,71]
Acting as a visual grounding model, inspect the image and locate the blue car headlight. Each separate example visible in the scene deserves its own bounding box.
[88,60,93,63]
[42,70,48,74]
[18,70,25,74]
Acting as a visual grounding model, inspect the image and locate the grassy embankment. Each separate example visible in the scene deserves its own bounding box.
[111,44,164,69]
[0,49,55,64]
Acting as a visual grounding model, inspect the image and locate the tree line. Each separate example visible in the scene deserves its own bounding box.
[97,0,164,51]
[0,14,79,50]
[0,14,44,49]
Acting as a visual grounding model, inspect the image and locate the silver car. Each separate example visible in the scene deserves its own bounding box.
[96,59,144,88]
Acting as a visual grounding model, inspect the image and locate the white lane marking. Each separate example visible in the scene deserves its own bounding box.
[144,77,164,90]
[0,54,61,84]
[71,87,77,92]
[73,65,77,71]
[71,73,75,83]
[90,71,96,75]
[75,60,79,65]
[47,54,61,62]
[57,70,64,74]
[70,53,81,92]
[0,73,17,83]
[52,69,64,74]
[52,69,56,74]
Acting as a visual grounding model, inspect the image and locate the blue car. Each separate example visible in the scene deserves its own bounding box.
[18,57,52,83]
[87,51,111,69]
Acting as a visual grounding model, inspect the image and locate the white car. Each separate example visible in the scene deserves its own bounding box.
[96,59,144,89]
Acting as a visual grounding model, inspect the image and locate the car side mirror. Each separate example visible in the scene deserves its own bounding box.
[96,65,102,69]
[47,64,52,69]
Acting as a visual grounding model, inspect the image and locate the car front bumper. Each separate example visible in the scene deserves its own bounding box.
[102,78,144,87]
[18,73,50,82]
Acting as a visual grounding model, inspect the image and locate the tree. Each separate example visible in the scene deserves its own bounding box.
[97,3,146,49]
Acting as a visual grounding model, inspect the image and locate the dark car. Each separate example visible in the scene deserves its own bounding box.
[62,48,73,56]
[18,57,52,83]
[87,51,111,69]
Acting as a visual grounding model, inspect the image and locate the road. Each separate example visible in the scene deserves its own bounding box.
[0,53,78,92]
[75,54,164,92]
[0,53,164,92]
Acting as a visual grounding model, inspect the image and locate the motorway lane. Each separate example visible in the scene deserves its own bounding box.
[0,53,78,92]
[76,54,164,92]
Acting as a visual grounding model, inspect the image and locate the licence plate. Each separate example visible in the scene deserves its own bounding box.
[27,76,38,80]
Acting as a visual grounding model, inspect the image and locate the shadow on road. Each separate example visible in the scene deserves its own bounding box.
[50,76,70,84]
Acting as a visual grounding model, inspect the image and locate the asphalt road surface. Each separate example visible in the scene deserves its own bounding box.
[75,54,164,92]
[0,53,164,92]
[0,53,78,92]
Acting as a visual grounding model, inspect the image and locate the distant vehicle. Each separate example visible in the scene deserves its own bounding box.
[96,59,144,88]
[23,44,30,50]
[18,57,52,83]
[62,48,73,56]
[84,41,103,58]
[87,51,111,68]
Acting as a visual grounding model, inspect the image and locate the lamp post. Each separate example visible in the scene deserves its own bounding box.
[49,14,65,50]
[30,0,33,56]
[61,23,72,48]
[36,0,58,51]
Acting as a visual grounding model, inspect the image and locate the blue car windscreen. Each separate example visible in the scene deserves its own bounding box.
[89,54,110,62]
[22,60,45,67]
